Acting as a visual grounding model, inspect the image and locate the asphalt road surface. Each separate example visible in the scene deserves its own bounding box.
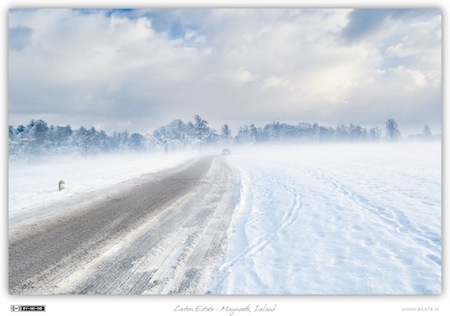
[9,155,240,294]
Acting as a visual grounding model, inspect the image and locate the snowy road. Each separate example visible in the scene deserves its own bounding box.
[9,155,240,294]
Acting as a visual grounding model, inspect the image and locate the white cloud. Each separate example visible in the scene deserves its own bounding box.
[226,68,259,86]
[386,41,415,58]
[260,76,289,91]
[8,9,441,134]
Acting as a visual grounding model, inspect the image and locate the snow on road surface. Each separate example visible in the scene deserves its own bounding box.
[210,142,441,294]
[9,152,198,229]
[9,155,240,294]
[8,142,441,295]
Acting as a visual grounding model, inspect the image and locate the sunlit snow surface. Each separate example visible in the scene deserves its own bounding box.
[8,143,441,295]
[212,142,441,294]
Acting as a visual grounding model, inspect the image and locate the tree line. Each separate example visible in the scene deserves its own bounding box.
[9,119,149,158]
[8,116,435,158]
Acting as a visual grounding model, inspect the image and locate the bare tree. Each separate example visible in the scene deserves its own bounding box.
[385,118,401,141]
[423,125,432,139]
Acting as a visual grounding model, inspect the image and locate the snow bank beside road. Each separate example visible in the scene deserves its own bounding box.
[214,142,441,294]
[9,152,198,228]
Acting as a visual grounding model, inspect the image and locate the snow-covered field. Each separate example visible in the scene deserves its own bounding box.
[212,142,441,294]
[8,142,441,295]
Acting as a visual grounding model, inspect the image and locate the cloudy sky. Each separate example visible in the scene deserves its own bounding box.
[8,8,441,135]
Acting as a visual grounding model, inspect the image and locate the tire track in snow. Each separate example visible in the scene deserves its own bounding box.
[9,156,240,295]
[220,167,303,271]
[71,157,240,295]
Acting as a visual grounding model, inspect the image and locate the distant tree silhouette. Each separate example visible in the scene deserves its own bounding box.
[423,125,432,139]
[385,118,401,141]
